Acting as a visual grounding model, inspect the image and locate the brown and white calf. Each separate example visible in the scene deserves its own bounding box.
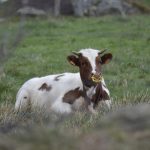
[15,48,112,114]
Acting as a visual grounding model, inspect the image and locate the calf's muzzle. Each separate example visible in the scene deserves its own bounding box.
[91,74,103,83]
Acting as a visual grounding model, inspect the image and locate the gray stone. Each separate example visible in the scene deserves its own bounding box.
[71,0,94,16]
[0,0,8,3]
[122,1,140,14]
[96,0,140,16]
[17,6,46,16]
[96,0,126,17]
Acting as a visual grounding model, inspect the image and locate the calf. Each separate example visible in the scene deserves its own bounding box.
[15,48,112,114]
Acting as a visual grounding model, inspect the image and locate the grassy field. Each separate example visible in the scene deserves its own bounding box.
[0,15,150,149]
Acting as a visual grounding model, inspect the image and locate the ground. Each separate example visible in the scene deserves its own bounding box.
[0,15,150,150]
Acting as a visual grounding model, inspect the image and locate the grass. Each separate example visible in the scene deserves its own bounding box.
[0,15,150,149]
[0,15,150,102]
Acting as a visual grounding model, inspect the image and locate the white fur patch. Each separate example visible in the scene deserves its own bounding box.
[104,100,112,109]
[101,78,110,96]
[88,103,98,114]
[80,49,100,74]
[51,100,72,114]
[72,97,84,110]
[86,86,96,99]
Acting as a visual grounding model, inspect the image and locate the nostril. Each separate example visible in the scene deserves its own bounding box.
[91,73,94,76]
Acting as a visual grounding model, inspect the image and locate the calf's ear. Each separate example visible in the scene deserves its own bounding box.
[101,53,113,64]
[67,55,80,66]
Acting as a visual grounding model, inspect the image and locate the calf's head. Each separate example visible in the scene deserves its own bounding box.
[67,49,112,87]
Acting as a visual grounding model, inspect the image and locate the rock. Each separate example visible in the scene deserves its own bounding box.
[0,0,8,3]
[17,6,46,16]
[122,1,140,14]
[71,0,85,17]
[2,0,149,17]
[96,0,140,16]
[71,0,94,17]
[96,0,126,17]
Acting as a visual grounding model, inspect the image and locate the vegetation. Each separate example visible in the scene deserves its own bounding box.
[0,15,150,149]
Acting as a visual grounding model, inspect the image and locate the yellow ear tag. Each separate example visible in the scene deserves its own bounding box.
[70,61,75,66]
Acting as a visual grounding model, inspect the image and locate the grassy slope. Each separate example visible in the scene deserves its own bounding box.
[0,15,150,149]
[0,15,150,103]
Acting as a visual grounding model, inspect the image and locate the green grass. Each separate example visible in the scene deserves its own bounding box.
[136,0,150,6]
[0,15,150,149]
[0,15,150,103]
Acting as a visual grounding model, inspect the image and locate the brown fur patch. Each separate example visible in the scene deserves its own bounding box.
[92,84,110,108]
[38,83,52,91]
[79,55,92,83]
[63,87,83,104]
[54,74,64,81]
[95,55,102,73]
